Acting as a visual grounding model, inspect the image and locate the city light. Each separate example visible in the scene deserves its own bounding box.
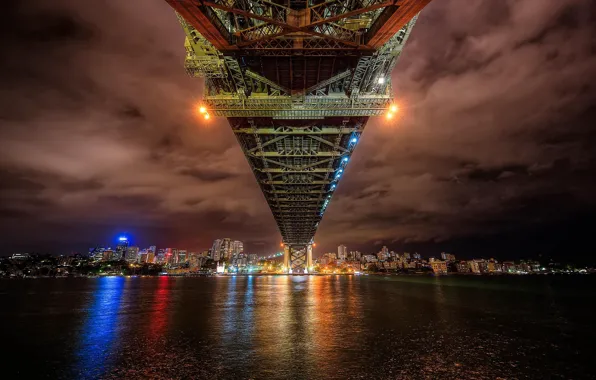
[199,106,206,114]
[204,113,210,120]
[390,104,398,113]
[342,157,349,162]
[386,112,393,119]
[118,236,127,241]
[350,137,357,143]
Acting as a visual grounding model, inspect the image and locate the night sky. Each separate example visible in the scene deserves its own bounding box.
[1,0,595,263]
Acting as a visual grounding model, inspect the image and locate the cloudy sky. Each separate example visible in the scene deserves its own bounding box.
[1,0,595,262]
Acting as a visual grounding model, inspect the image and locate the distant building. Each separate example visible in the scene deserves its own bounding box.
[338,245,347,260]
[211,239,223,261]
[11,253,30,260]
[455,261,470,273]
[349,251,361,261]
[502,261,516,273]
[115,237,129,260]
[231,240,244,258]
[156,249,166,264]
[178,250,188,263]
[469,259,487,274]
[431,260,448,274]
[125,246,139,263]
[441,252,456,261]
[102,249,114,261]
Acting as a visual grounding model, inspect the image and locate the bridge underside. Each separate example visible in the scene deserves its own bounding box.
[164,0,432,272]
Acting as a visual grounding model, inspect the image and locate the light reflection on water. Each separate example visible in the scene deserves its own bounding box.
[1,275,594,379]
[74,276,125,378]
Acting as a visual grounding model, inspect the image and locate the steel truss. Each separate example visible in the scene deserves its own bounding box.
[165,0,432,272]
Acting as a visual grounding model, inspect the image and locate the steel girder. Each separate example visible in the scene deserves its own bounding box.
[164,0,432,271]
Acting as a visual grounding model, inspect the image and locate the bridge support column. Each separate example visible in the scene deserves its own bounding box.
[283,244,290,273]
[306,244,313,273]
[283,245,310,274]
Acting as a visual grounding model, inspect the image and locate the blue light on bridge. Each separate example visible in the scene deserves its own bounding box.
[331,184,336,190]
[342,157,349,162]
[350,137,358,144]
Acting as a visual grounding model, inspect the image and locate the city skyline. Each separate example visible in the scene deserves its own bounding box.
[1,0,596,264]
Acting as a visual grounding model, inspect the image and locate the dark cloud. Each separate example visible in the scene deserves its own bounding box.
[0,0,595,262]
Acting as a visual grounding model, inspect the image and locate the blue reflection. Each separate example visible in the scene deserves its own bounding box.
[75,277,125,378]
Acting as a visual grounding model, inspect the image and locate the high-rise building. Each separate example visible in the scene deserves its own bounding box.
[338,245,347,260]
[231,240,244,258]
[156,249,166,264]
[178,250,187,263]
[350,251,362,261]
[115,237,129,260]
[165,248,177,264]
[221,238,232,261]
[147,251,155,264]
[211,239,223,261]
[125,246,139,263]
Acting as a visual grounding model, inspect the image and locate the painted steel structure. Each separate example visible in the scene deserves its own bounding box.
[164,0,432,273]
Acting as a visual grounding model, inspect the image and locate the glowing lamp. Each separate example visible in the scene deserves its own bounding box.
[390,104,398,113]
[204,113,210,120]
[351,137,357,143]
[386,112,393,119]
[199,106,207,114]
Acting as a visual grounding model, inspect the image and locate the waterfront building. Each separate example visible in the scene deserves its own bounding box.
[125,246,139,263]
[231,240,244,258]
[115,237,129,260]
[338,245,347,260]
[102,249,114,261]
[431,260,448,274]
[455,261,470,273]
[211,239,223,261]
[156,249,166,264]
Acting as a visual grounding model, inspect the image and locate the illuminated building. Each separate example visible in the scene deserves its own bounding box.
[156,249,166,264]
[102,249,114,261]
[125,246,139,263]
[231,240,244,258]
[441,252,456,261]
[349,251,362,261]
[115,236,129,260]
[338,245,347,260]
[211,239,223,262]
[178,250,187,263]
[502,261,516,273]
[431,260,448,274]
[147,251,155,264]
[456,261,470,273]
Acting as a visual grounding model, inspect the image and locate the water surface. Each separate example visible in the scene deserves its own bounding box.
[1,275,593,379]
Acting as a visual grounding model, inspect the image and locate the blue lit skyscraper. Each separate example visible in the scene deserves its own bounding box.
[115,236,129,261]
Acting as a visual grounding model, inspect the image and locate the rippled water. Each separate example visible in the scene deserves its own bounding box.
[1,275,594,379]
